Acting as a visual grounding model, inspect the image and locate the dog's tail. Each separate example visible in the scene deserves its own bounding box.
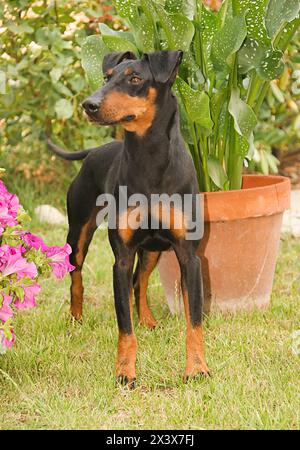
[47,138,90,161]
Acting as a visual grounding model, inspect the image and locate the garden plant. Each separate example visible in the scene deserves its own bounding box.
[81,0,300,191]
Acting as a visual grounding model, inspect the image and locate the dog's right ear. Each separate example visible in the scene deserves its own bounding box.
[102,51,137,74]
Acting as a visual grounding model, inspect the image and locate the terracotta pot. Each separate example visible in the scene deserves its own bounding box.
[158,175,291,314]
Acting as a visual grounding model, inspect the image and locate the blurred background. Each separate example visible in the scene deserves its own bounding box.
[0,0,299,213]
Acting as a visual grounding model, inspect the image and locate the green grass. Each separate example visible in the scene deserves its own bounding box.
[0,221,300,430]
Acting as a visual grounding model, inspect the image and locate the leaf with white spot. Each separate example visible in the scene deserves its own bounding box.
[229,88,257,139]
[265,0,300,39]
[175,77,213,134]
[135,0,156,52]
[207,156,228,189]
[81,35,108,90]
[114,0,138,21]
[234,0,270,45]
[154,3,195,51]
[257,49,284,80]
[165,0,196,20]
[102,35,139,54]
[99,24,138,54]
[211,12,247,73]
[238,40,284,80]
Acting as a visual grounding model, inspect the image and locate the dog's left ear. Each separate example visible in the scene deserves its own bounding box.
[102,51,137,73]
[144,50,183,84]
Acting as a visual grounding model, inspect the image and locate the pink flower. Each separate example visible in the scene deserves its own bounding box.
[0,182,20,232]
[14,283,41,310]
[0,327,16,349]
[45,244,75,279]
[0,244,37,279]
[0,293,13,323]
[22,232,47,251]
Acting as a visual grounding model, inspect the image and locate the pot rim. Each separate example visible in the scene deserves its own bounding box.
[201,174,291,222]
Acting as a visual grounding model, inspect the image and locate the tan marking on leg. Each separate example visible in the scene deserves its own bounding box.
[182,288,209,379]
[116,291,137,387]
[135,252,159,329]
[70,212,97,321]
[70,270,83,321]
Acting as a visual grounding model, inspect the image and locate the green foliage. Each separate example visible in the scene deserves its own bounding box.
[250,35,300,175]
[0,1,113,198]
[81,0,299,191]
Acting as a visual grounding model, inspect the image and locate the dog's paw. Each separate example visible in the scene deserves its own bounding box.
[116,375,136,390]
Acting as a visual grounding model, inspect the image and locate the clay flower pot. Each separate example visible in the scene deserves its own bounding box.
[158,175,291,314]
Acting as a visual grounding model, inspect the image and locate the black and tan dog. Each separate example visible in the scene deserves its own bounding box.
[48,50,210,387]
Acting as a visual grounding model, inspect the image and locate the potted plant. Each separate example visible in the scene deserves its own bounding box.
[81,0,298,312]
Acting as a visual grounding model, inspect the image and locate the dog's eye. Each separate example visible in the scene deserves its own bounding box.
[130,76,142,85]
[104,74,111,83]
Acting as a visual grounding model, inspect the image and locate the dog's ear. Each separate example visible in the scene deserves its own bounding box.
[144,50,183,84]
[102,51,137,73]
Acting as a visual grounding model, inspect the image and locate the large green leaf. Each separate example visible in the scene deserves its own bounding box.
[135,0,156,52]
[99,23,136,43]
[257,49,284,80]
[229,88,257,138]
[154,3,195,51]
[165,0,196,20]
[102,35,138,54]
[238,41,284,80]
[99,24,138,54]
[81,35,108,90]
[265,0,300,39]
[211,12,247,73]
[237,0,298,80]
[235,0,270,45]
[175,77,213,133]
[198,6,218,56]
[114,0,138,21]
[207,156,228,189]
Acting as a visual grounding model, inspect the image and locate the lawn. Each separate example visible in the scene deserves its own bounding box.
[0,221,299,430]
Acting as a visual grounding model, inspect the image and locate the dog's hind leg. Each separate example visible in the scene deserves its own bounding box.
[67,177,99,321]
[133,250,160,329]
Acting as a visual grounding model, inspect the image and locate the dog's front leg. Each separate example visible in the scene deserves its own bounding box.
[112,245,137,388]
[174,245,210,381]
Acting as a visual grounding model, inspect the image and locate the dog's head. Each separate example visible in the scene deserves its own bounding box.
[82,50,183,136]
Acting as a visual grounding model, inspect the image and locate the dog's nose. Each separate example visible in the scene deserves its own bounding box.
[82,99,99,114]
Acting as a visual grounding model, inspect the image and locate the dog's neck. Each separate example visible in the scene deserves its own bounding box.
[123,90,179,155]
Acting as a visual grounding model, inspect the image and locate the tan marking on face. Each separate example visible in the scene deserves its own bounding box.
[106,68,113,76]
[124,67,133,76]
[100,87,157,136]
[182,288,209,378]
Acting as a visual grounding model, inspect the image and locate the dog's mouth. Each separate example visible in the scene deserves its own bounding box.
[85,111,136,126]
